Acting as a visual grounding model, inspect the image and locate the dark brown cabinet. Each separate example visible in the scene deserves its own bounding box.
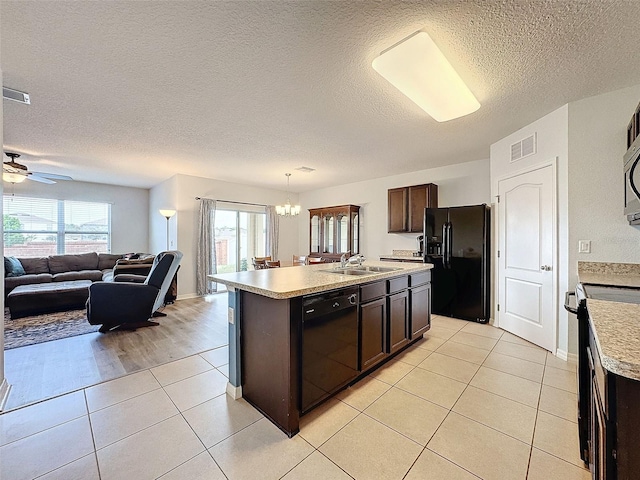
[360,298,386,371]
[309,205,360,262]
[359,273,430,369]
[409,283,431,339]
[388,183,438,233]
[388,290,409,354]
[580,316,640,479]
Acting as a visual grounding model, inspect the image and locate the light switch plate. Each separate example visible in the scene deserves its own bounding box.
[578,240,591,254]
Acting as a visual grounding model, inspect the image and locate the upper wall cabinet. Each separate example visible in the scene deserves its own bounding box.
[388,183,438,233]
[309,205,360,261]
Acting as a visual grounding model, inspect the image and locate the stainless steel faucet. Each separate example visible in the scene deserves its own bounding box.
[346,254,365,266]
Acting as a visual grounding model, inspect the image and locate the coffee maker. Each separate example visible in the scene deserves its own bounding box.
[416,235,424,256]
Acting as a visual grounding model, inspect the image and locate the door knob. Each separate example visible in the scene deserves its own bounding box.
[541,265,552,271]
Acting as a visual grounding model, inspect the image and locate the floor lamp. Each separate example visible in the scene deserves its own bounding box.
[159,209,176,250]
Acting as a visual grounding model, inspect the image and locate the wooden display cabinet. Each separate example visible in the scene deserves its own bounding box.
[309,205,360,262]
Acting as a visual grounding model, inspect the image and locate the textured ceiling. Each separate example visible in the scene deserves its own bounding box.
[3,1,640,191]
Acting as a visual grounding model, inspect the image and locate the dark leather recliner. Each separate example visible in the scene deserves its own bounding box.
[87,250,183,333]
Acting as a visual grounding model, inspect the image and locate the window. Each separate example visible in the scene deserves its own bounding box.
[214,203,266,274]
[3,196,111,256]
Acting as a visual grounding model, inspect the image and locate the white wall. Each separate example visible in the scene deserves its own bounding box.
[567,84,640,345]
[490,105,570,354]
[150,174,299,298]
[297,159,491,258]
[0,40,7,408]
[7,180,149,254]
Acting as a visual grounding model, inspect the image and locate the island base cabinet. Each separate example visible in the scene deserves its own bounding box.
[388,291,409,354]
[409,283,431,339]
[360,298,387,371]
[241,292,301,437]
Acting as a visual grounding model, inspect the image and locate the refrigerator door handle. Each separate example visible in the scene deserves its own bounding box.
[442,223,448,268]
[446,222,453,268]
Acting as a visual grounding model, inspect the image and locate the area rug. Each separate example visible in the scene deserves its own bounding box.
[4,308,100,349]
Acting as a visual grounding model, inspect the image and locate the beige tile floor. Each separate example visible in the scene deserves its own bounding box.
[0,315,590,480]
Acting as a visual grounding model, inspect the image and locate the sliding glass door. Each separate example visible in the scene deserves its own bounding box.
[214,206,266,275]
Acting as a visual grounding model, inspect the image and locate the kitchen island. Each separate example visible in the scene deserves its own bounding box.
[209,260,433,436]
[574,261,640,477]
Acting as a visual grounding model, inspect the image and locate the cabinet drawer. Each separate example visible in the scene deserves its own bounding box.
[409,271,431,287]
[387,276,409,294]
[360,281,386,303]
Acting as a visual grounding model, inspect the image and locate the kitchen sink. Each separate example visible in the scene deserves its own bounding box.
[323,266,403,275]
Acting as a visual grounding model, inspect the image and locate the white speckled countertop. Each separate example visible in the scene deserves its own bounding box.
[585,299,640,380]
[578,261,640,380]
[379,249,424,262]
[209,261,433,299]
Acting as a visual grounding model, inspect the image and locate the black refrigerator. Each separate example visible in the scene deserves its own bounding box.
[424,204,490,323]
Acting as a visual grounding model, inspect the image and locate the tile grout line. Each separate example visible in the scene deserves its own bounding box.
[84,388,103,480]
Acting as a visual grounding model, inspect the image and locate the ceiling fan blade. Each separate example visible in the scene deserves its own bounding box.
[27,175,56,184]
[32,171,73,181]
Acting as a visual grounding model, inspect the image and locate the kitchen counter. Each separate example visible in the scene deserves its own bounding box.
[379,249,424,263]
[584,299,640,380]
[578,261,640,380]
[212,260,433,437]
[209,260,432,298]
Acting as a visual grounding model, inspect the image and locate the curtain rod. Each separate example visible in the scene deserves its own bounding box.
[195,197,268,208]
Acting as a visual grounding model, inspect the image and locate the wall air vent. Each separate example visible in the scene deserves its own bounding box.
[3,87,30,105]
[510,133,537,163]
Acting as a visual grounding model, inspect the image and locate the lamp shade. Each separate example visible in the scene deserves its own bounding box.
[372,32,480,122]
[3,172,27,183]
[159,209,176,218]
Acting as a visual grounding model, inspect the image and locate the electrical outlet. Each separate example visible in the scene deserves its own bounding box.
[578,240,591,254]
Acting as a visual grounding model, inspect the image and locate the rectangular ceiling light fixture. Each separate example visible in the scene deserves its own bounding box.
[372,31,480,122]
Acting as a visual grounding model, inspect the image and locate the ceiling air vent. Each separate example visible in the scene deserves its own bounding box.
[295,166,315,173]
[3,87,30,105]
[510,133,537,163]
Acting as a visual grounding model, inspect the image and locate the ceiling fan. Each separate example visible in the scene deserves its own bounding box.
[3,152,73,184]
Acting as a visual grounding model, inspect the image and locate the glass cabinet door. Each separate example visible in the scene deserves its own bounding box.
[323,214,335,253]
[337,214,349,253]
[310,215,320,253]
[351,213,359,254]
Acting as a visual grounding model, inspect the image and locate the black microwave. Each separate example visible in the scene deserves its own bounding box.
[624,134,640,224]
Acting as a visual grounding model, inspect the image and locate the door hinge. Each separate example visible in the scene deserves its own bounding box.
[497,304,500,311]
[497,250,500,258]
[496,195,500,203]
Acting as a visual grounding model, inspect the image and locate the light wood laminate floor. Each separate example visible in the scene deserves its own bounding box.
[3,295,228,411]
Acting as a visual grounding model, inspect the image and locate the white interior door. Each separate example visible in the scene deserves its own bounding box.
[497,164,556,351]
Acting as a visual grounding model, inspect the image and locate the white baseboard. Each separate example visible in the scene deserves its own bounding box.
[555,348,569,361]
[176,293,200,301]
[226,382,242,399]
[566,352,578,363]
[0,379,12,411]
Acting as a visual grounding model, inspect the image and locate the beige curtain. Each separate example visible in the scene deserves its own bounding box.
[196,198,217,295]
[266,205,279,261]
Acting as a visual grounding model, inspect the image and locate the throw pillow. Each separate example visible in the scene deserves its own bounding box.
[4,256,26,277]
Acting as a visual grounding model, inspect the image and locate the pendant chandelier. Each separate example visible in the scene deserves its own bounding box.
[276,173,301,217]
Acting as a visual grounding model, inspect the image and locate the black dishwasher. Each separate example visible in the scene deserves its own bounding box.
[301,287,359,413]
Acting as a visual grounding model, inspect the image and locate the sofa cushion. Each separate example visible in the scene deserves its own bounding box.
[5,273,53,294]
[53,270,104,282]
[18,257,49,275]
[4,256,26,277]
[48,252,99,274]
[98,253,123,270]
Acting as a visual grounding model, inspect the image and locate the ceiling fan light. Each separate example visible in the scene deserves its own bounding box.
[372,31,480,122]
[3,171,27,183]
